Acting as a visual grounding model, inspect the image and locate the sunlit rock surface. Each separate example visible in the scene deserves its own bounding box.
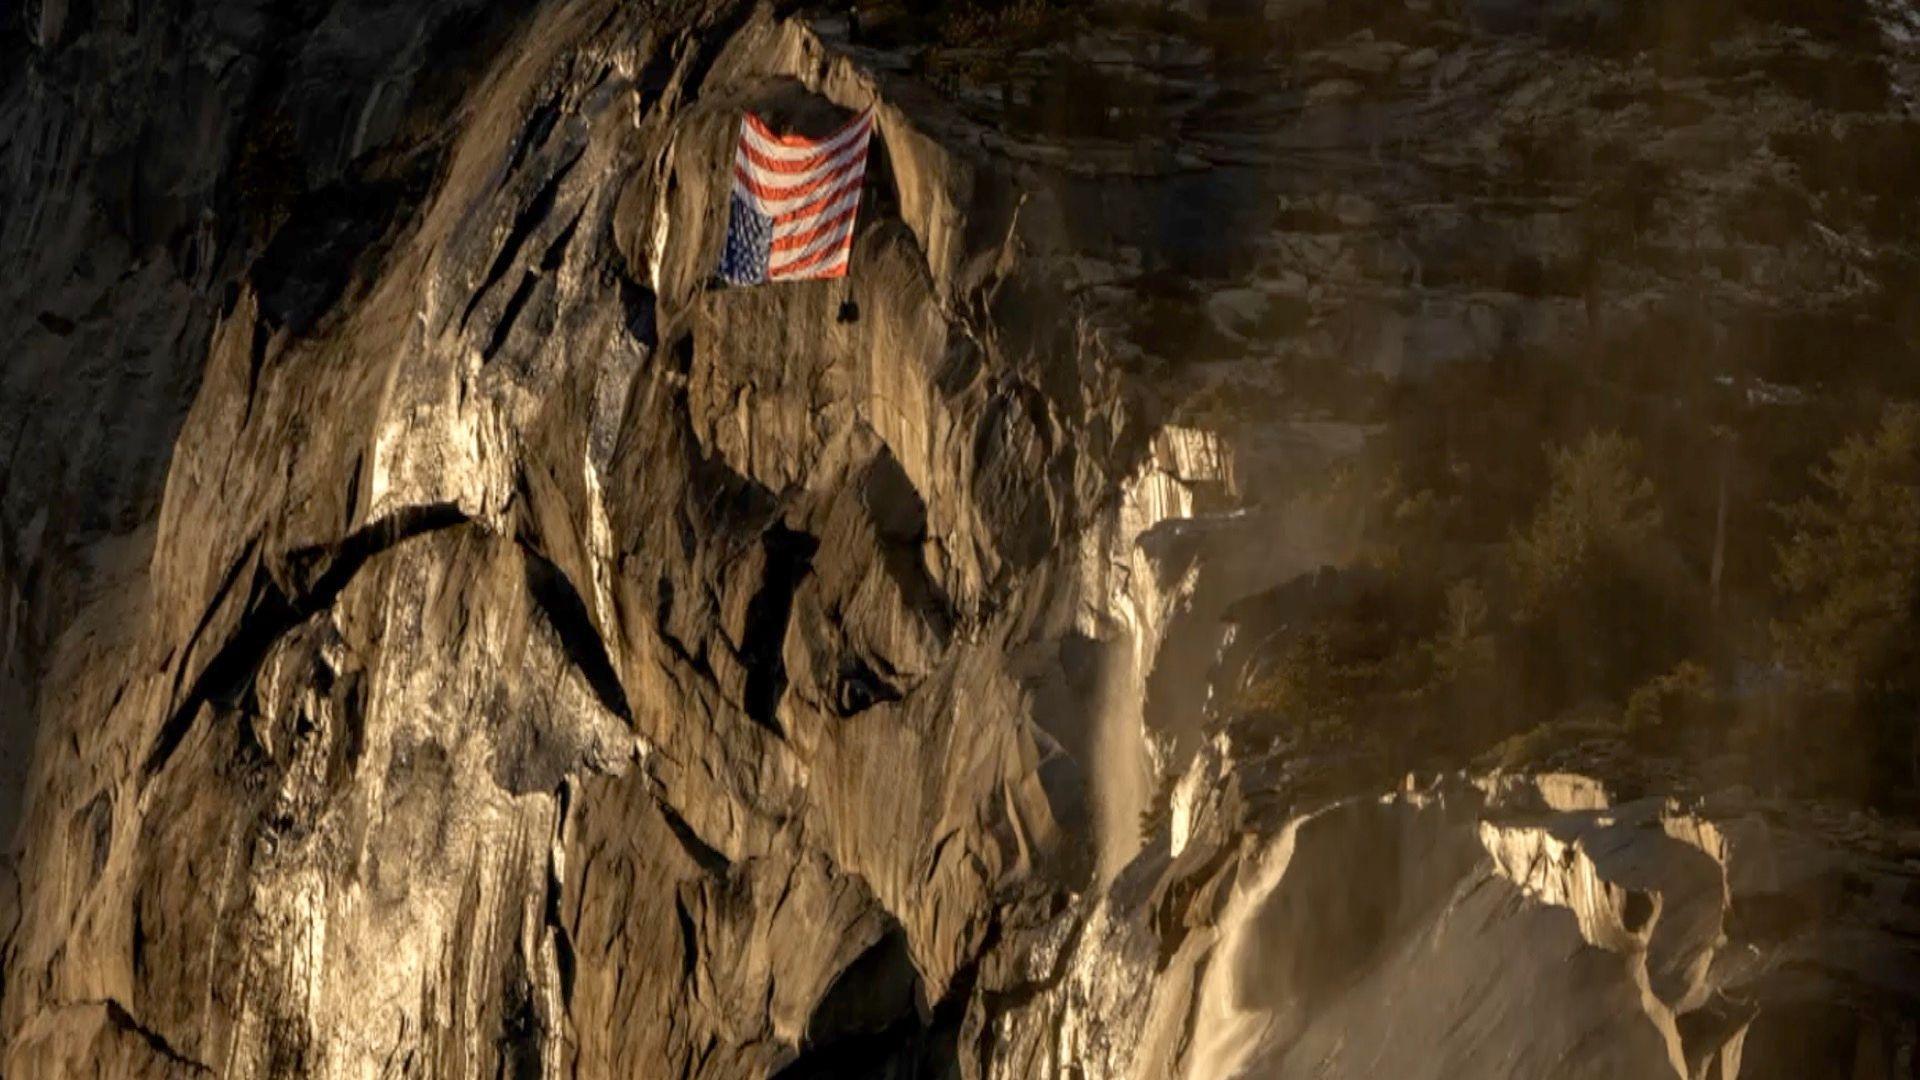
[3,0,1918,1076]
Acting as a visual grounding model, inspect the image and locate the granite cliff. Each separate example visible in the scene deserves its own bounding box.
[3,0,1918,1076]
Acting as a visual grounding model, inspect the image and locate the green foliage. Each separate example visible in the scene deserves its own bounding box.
[1366,472,1462,574]
[232,107,304,238]
[1479,704,1625,772]
[1236,625,1370,733]
[1138,768,1177,841]
[1505,430,1697,706]
[1428,579,1494,683]
[1229,434,1685,772]
[1623,660,1712,732]
[1219,398,1920,803]
[1232,583,1437,747]
[929,0,1079,48]
[1774,403,1920,689]
[1511,432,1664,618]
[1771,403,1920,791]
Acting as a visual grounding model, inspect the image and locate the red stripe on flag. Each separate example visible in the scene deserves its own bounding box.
[744,109,875,151]
[736,115,873,174]
[773,252,850,281]
[737,139,840,175]
[744,109,872,151]
[771,173,864,225]
[769,204,861,254]
[732,147,868,202]
[771,254,850,282]
[770,237,853,278]
[743,112,819,148]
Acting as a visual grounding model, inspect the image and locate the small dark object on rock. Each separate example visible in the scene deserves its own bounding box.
[838,298,860,323]
[36,311,76,336]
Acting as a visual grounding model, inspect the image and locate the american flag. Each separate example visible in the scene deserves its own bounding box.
[717,107,875,286]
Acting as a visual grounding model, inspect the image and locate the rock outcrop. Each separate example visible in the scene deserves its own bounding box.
[3,0,1918,1077]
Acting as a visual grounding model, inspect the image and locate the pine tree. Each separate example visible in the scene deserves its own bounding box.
[1775,403,1920,787]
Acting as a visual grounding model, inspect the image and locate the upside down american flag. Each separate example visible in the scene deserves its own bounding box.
[717,106,876,286]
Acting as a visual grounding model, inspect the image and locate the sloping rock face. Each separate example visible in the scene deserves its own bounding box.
[976,743,1920,1080]
[2,3,1170,1074]
[2,1,1918,1078]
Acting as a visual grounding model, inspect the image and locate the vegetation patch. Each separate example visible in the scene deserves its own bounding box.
[1217,366,1920,808]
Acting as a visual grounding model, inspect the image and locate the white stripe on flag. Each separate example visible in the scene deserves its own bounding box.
[772,253,848,282]
[771,247,850,281]
[723,106,874,284]
[769,220,855,274]
[738,159,869,217]
[772,188,863,242]
[739,109,873,164]
[735,137,868,197]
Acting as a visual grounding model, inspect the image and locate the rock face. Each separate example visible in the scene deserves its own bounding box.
[2,1,1917,1078]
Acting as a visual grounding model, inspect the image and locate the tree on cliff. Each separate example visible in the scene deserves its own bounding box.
[1509,431,1684,704]
[1775,403,1920,789]
[1511,431,1664,612]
